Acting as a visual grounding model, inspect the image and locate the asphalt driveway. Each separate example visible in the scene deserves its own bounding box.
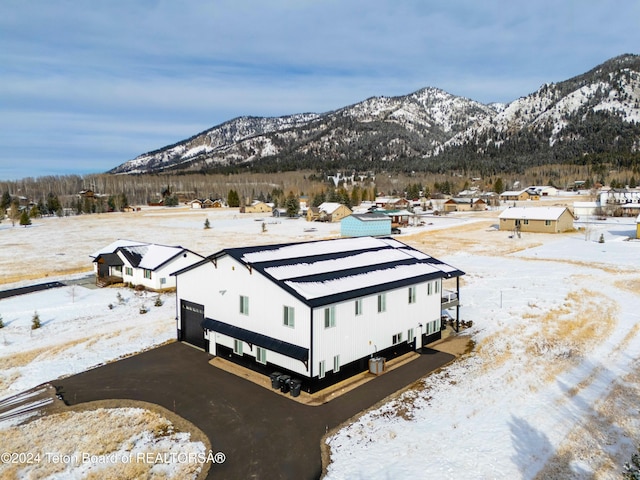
[54,342,454,480]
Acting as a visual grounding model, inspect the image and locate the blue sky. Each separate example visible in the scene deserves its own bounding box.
[1,0,638,180]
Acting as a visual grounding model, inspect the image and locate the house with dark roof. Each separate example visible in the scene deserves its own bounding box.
[172,236,464,392]
[91,240,203,290]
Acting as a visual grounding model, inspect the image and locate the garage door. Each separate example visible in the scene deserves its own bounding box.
[180,300,207,350]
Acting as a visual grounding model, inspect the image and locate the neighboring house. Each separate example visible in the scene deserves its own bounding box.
[500,190,531,202]
[573,201,601,217]
[383,209,411,227]
[341,213,391,237]
[498,207,575,233]
[374,197,410,210]
[172,236,464,392]
[443,198,487,213]
[528,186,559,197]
[240,201,272,214]
[599,188,640,206]
[91,240,204,290]
[306,202,352,222]
[189,198,215,209]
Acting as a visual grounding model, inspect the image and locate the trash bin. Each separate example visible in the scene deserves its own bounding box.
[368,357,385,375]
[289,378,302,398]
[270,372,282,389]
[279,375,291,393]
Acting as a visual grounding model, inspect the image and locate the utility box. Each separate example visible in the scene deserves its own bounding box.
[368,357,385,375]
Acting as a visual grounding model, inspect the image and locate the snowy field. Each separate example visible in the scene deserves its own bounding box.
[0,203,639,479]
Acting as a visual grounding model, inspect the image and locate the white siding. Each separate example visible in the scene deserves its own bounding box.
[176,255,312,376]
[311,278,442,377]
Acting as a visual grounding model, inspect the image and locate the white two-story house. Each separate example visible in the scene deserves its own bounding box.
[172,236,463,392]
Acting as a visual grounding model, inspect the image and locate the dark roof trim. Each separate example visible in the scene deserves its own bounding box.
[202,318,309,362]
[302,269,462,308]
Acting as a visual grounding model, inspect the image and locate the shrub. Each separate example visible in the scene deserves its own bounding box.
[31,311,41,330]
[0,314,4,329]
[139,305,148,314]
[154,296,163,307]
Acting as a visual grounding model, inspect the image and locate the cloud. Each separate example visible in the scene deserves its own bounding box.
[0,0,639,179]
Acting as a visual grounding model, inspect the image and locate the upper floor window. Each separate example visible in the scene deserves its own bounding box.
[240,295,249,315]
[408,286,416,304]
[283,305,295,328]
[324,306,336,328]
[355,298,363,316]
[377,294,386,313]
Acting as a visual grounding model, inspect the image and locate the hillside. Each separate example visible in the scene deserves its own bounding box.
[110,54,640,175]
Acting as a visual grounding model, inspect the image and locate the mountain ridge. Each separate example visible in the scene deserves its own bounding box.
[110,54,640,175]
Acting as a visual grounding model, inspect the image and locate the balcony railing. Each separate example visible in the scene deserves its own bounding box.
[441,290,459,308]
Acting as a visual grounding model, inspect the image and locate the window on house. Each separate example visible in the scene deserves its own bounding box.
[113,266,122,274]
[392,332,402,344]
[355,298,363,316]
[324,306,336,328]
[408,286,416,304]
[333,355,340,373]
[240,295,249,315]
[233,339,243,355]
[319,360,326,379]
[407,328,414,344]
[435,280,440,294]
[125,267,133,276]
[523,219,529,225]
[160,277,166,285]
[144,269,152,280]
[256,347,267,365]
[283,306,295,328]
[377,294,386,313]
[545,220,551,226]
[427,282,433,295]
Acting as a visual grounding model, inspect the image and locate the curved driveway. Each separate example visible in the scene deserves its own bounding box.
[55,342,454,480]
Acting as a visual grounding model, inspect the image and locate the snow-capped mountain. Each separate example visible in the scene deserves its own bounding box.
[110,54,640,175]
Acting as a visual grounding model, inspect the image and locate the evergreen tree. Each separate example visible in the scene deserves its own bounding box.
[0,191,11,211]
[19,210,31,227]
[493,178,505,194]
[284,191,300,217]
[227,189,240,207]
[204,218,211,229]
[31,311,41,330]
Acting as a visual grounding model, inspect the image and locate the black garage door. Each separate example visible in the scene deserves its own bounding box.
[180,300,207,350]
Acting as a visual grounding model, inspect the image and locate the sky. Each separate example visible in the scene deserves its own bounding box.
[1,0,639,181]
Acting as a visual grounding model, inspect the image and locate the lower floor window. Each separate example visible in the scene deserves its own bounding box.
[319,360,326,379]
[392,332,402,344]
[256,347,267,365]
[333,355,340,373]
[233,339,243,355]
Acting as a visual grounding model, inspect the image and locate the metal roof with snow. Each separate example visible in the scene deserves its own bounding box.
[498,206,570,221]
[177,236,464,308]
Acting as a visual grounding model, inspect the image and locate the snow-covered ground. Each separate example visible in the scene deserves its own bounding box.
[325,218,640,479]
[0,204,638,479]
